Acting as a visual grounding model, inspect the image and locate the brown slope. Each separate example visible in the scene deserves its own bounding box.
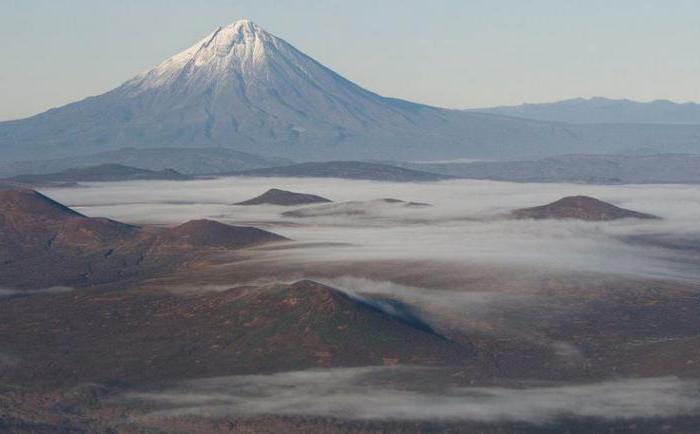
[0,188,84,220]
[234,188,332,206]
[512,195,659,221]
[0,189,144,288]
[0,189,286,290]
[231,280,467,370]
[0,280,469,389]
[153,219,288,248]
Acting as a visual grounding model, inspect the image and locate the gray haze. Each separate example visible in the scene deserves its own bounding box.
[41,177,700,282]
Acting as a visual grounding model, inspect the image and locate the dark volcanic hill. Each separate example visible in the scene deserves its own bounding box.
[6,163,191,185]
[234,161,452,182]
[0,189,139,255]
[235,188,332,206]
[0,280,468,388]
[0,188,84,220]
[0,188,285,289]
[156,219,288,248]
[512,196,660,221]
[4,20,700,163]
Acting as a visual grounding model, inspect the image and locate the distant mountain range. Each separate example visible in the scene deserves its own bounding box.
[2,20,700,164]
[402,153,700,184]
[7,154,700,186]
[6,154,700,186]
[471,97,700,124]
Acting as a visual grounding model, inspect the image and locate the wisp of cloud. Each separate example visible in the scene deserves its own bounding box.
[123,366,700,423]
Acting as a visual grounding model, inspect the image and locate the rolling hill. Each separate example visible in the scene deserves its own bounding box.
[0,188,286,289]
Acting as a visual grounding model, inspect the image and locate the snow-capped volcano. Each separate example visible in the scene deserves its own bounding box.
[2,19,700,162]
[116,19,411,140]
[126,20,308,93]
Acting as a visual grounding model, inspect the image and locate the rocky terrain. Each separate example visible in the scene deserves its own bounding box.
[511,195,659,221]
[235,188,332,206]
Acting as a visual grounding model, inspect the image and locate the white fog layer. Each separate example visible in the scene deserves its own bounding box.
[43,177,700,282]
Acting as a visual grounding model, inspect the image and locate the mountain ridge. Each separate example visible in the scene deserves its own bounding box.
[399,153,700,184]
[472,97,700,124]
[6,163,191,185]
[0,147,291,177]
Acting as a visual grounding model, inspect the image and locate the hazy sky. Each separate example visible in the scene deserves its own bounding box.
[2,0,699,120]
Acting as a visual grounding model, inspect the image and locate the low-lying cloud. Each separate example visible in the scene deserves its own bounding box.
[40,177,700,281]
[123,367,700,423]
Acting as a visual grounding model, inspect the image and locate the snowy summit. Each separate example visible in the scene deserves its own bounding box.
[127,20,279,92]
